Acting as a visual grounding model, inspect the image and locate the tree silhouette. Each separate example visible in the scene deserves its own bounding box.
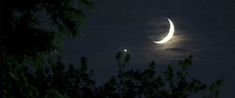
[1,0,93,64]
[1,0,93,97]
[1,52,223,98]
[96,52,223,98]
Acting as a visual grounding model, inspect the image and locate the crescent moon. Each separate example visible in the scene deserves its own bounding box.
[154,18,175,44]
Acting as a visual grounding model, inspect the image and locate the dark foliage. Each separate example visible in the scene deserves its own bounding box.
[1,52,223,98]
[1,0,93,63]
[1,0,93,91]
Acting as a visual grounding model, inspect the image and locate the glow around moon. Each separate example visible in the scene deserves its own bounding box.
[154,18,175,44]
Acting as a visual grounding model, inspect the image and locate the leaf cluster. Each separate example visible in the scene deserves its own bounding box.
[2,57,95,98]
[1,0,93,63]
[1,53,223,98]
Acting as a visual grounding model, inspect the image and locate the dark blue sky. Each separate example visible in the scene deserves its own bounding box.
[62,0,235,97]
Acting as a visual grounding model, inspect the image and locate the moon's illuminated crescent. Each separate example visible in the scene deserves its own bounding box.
[154,18,175,44]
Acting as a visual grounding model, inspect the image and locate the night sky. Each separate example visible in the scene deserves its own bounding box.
[62,0,235,97]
